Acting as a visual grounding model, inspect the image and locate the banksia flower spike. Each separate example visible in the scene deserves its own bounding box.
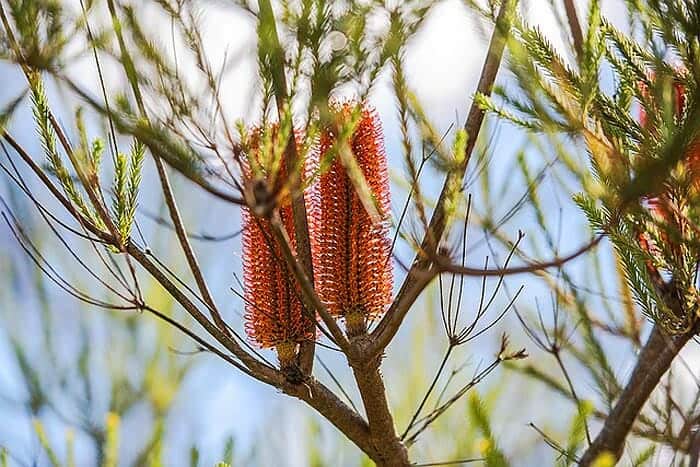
[313,103,393,337]
[638,71,700,188]
[241,126,316,366]
[635,71,700,282]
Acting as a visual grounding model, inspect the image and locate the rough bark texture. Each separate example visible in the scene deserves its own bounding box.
[351,355,410,466]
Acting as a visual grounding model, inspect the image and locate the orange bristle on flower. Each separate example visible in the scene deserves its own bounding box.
[313,104,393,335]
[241,127,316,352]
[685,139,700,186]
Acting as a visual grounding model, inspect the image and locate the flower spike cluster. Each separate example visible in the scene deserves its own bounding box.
[241,103,394,355]
[313,104,393,336]
[241,127,316,356]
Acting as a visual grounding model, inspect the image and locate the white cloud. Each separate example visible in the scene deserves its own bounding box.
[65,0,628,129]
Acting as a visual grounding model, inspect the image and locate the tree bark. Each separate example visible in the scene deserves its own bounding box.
[351,355,411,467]
[578,324,694,465]
[285,378,379,461]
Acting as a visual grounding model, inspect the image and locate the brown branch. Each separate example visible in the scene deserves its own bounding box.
[368,0,516,359]
[563,0,584,59]
[2,132,101,237]
[268,215,350,350]
[689,428,700,467]
[513,357,700,455]
[0,13,376,461]
[0,3,121,243]
[133,216,378,462]
[283,378,377,461]
[131,240,375,460]
[412,458,484,467]
[3,133,378,461]
[350,358,410,466]
[578,324,695,466]
[6,127,272,387]
[125,243,278,379]
[140,304,255,377]
[435,234,603,277]
[152,157,227,320]
[128,243,373,462]
[105,0,230,336]
[6,131,377,462]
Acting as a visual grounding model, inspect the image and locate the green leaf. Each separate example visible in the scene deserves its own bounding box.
[29,73,100,225]
[33,419,61,467]
[222,436,235,465]
[631,445,655,466]
[563,400,593,465]
[189,446,200,467]
[66,429,75,467]
[468,392,510,467]
[257,0,288,102]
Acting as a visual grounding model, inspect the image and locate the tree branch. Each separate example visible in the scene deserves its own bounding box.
[367,0,516,360]
[563,0,584,59]
[268,215,350,350]
[578,324,695,465]
[351,356,410,466]
[105,0,230,336]
[435,234,602,276]
[283,378,377,460]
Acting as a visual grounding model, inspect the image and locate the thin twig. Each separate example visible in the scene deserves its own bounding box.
[268,214,350,351]
[435,234,603,277]
[106,0,229,337]
[316,355,358,412]
[529,422,580,462]
[402,346,453,439]
[412,458,485,466]
[257,0,316,375]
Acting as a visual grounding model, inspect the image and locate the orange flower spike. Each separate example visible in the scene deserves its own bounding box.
[241,127,316,365]
[636,72,696,259]
[638,72,685,124]
[639,74,700,191]
[672,81,700,189]
[314,104,393,337]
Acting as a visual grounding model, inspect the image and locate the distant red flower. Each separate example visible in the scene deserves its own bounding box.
[638,72,699,184]
[636,71,697,267]
[241,128,316,355]
[638,77,685,128]
[312,104,393,336]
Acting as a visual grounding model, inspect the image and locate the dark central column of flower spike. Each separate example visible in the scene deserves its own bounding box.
[314,104,393,337]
